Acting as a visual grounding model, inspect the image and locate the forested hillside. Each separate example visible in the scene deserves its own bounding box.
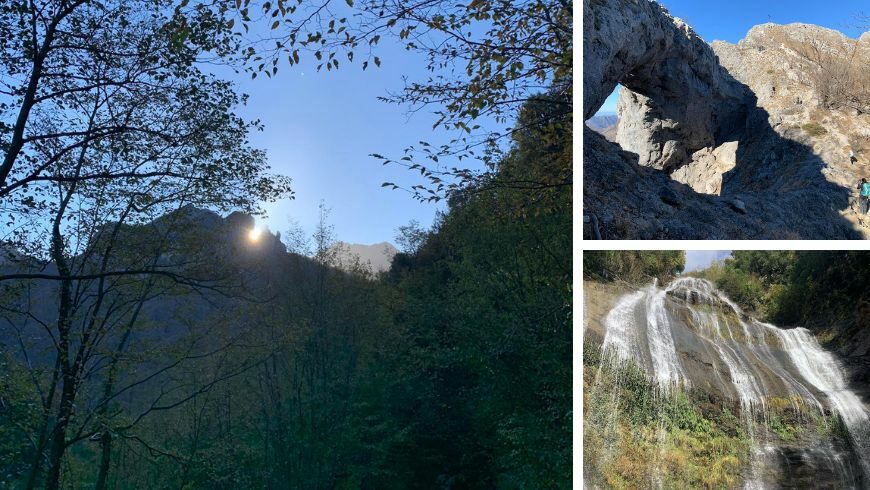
[0,93,571,488]
[695,251,870,328]
[583,250,685,284]
[0,0,570,485]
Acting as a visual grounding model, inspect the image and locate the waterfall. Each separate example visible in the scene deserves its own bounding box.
[597,277,870,488]
[774,327,870,478]
[603,281,688,389]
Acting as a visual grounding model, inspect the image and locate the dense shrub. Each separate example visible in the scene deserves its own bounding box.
[695,251,870,328]
[583,338,750,489]
[802,122,828,137]
[584,251,685,285]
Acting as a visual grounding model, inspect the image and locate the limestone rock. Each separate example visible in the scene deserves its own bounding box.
[670,141,739,195]
[584,0,754,169]
[583,0,870,239]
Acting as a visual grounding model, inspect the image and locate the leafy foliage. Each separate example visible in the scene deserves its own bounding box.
[583,339,751,490]
[0,92,570,487]
[1,2,291,488]
[584,250,685,285]
[226,0,571,201]
[695,251,870,328]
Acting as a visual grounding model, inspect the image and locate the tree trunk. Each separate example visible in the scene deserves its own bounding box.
[94,432,112,490]
[45,369,75,490]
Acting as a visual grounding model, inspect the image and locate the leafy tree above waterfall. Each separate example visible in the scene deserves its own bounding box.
[584,250,685,285]
[697,251,870,329]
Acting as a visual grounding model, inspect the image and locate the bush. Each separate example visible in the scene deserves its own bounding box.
[584,251,685,285]
[802,122,828,137]
[583,339,750,489]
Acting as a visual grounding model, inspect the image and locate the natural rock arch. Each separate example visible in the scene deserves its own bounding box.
[583,0,754,170]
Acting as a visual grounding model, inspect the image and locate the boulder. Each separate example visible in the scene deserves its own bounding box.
[728,199,747,214]
[670,141,739,195]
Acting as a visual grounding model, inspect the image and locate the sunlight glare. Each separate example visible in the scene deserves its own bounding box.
[248,227,262,243]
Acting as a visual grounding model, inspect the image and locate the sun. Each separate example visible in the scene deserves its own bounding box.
[247,227,262,243]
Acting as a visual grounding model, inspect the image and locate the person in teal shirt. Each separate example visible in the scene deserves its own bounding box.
[858,178,870,214]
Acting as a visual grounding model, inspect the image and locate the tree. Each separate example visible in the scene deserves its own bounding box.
[584,251,686,285]
[786,33,870,114]
[229,0,572,201]
[0,1,292,487]
[379,94,572,487]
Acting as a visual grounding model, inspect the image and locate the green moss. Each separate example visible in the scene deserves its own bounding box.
[769,412,805,442]
[815,329,835,346]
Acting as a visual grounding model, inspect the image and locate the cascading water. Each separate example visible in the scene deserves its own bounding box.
[603,280,688,389]
[774,327,870,479]
[596,277,870,489]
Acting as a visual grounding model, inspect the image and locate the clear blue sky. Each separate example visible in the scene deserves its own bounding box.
[596,0,869,115]
[217,31,501,246]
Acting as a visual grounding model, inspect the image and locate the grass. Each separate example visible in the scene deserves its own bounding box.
[802,122,828,137]
[583,339,751,489]
[582,336,852,489]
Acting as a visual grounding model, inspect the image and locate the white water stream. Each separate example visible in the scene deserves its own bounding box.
[600,277,870,488]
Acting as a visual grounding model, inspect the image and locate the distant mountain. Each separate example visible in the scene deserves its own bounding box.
[585,113,619,141]
[330,241,398,273]
[585,113,618,130]
[0,207,309,366]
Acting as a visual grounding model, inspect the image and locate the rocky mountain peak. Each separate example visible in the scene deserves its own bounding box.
[584,0,870,239]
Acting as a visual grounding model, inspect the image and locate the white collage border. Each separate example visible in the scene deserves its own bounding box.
[571,3,870,488]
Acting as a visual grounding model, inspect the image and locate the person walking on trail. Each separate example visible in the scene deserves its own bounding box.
[850,149,859,165]
[858,178,870,215]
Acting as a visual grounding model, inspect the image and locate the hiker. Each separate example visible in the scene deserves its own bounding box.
[858,178,870,214]
[850,149,858,165]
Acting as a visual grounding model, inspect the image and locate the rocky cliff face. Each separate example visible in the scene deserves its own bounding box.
[583,278,870,488]
[711,24,870,231]
[584,0,754,170]
[584,0,870,239]
[329,241,398,273]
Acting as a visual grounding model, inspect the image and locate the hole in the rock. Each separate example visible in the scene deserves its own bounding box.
[584,84,623,145]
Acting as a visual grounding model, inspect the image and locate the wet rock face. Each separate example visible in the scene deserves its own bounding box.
[584,0,755,169]
[598,277,870,487]
[769,445,866,489]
